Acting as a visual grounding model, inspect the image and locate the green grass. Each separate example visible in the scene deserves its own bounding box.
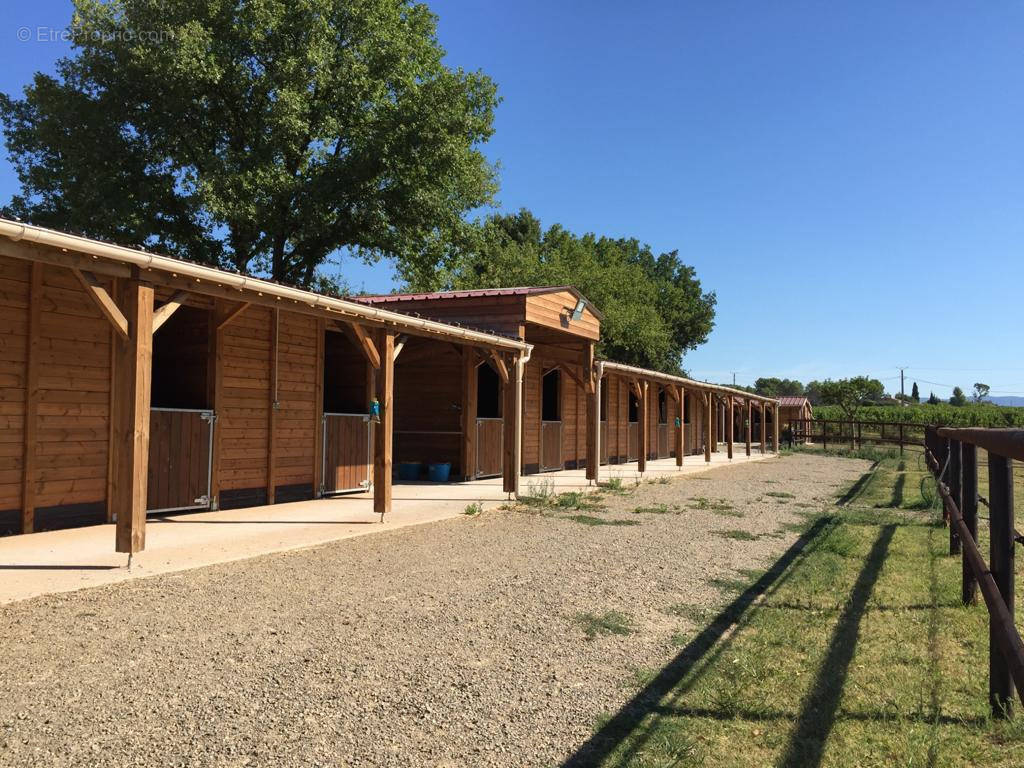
[633,503,676,515]
[765,491,796,499]
[715,529,759,541]
[575,610,633,640]
[463,502,482,516]
[689,497,743,517]
[566,514,640,528]
[575,453,1024,767]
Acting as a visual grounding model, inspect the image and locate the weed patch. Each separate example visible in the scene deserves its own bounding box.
[575,611,633,640]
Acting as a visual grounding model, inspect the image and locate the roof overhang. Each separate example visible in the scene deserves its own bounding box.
[0,219,531,355]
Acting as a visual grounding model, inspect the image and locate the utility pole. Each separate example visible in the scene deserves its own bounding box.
[900,367,906,406]
[731,371,738,387]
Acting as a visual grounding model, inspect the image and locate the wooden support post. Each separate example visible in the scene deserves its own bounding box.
[989,452,1016,718]
[208,302,225,509]
[266,308,279,505]
[760,402,766,454]
[313,318,325,498]
[461,347,477,481]
[949,439,962,555]
[704,393,712,463]
[503,353,518,494]
[20,262,42,534]
[637,381,648,473]
[727,399,734,460]
[584,342,597,481]
[746,400,752,457]
[373,329,394,520]
[773,404,780,454]
[962,443,979,606]
[676,386,685,467]
[111,279,154,553]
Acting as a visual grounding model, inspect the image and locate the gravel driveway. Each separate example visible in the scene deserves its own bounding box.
[0,453,867,768]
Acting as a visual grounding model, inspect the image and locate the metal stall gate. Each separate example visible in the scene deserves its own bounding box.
[475,418,504,478]
[540,421,563,471]
[322,413,373,495]
[146,408,214,514]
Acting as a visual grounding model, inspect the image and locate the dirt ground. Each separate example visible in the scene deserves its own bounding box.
[0,453,868,768]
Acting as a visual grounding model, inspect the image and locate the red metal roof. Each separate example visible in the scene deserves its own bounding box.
[354,285,604,320]
[777,396,811,408]
[356,286,574,304]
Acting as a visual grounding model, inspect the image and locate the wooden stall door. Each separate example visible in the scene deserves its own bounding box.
[147,408,214,513]
[540,421,563,471]
[475,419,503,478]
[323,413,372,494]
[657,425,669,458]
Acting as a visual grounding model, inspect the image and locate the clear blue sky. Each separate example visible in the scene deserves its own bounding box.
[2,2,1022,397]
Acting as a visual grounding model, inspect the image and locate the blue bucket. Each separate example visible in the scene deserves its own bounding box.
[398,462,421,481]
[426,462,451,482]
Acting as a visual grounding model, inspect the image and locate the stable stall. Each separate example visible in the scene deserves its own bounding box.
[0,220,528,552]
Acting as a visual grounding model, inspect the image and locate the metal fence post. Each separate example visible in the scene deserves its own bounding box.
[949,439,962,555]
[989,452,1016,718]
[961,443,978,605]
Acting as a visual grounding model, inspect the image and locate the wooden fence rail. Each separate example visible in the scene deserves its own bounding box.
[924,425,1023,718]
[787,418,924,453]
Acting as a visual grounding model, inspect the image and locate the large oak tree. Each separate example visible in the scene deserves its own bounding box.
[401,209,717,374]
[1,0,499,286]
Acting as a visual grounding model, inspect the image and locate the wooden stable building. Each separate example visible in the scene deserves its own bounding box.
[0,220,780,553]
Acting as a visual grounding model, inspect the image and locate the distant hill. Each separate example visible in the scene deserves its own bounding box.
[985,396,1024,408]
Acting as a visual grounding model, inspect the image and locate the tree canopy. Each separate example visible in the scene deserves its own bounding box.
[0,0,498,286]
[950,387,968,407]
[818,376,886,420]
[753,378,805,397]
[400,209,716,374]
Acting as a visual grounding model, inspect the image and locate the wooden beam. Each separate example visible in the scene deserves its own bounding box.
[20,262,42,534]
[313,318,326,497]
[760,401,767,454]
[373,329,394,519]
[266,308,280,505]
[705,392,713,463]
[746,400,752,457]
[584,341,597,481]
[489,349,509,384]
[215,300,250,330]
[111,279,154,553]
[462,347,477,481]
[72,269,129,340]
[208,302,224,508]
[676,386,685,467]
[666,385,680,402]
[727,398,734,460]
[503,353,518,494]
[637,381,648,473]
[393,334,409,360]
[348,321,381,370]
[0,239,131,279]
[151,291,189,333]
[559,362,584,390]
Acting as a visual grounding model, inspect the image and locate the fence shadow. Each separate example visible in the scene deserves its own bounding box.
[774,523,896,768]
[560,516,836,767]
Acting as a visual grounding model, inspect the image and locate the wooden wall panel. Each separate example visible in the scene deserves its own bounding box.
[273,311,317,489]
[357,295,526,339]
[524,291,600,340]
[218,306,271,492]
[32,264,111,509]
[522,361,541,471]
[0,256,29,511]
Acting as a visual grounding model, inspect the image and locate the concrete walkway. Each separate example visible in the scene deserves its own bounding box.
[0,450,771,604]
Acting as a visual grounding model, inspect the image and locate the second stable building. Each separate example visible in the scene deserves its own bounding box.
[356,289,781,477]
[0,219,780,554]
